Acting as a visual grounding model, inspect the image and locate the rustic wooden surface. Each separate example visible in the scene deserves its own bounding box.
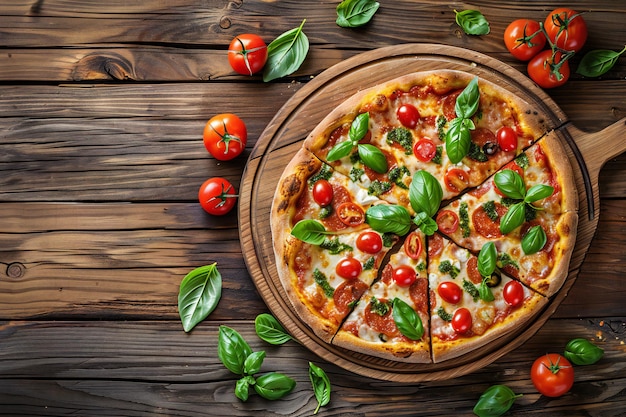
[0,0,625,415]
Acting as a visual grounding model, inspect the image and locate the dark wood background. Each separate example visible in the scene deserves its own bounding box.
[0,1,625,415]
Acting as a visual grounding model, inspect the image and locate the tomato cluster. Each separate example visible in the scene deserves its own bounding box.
[503,8,587,88]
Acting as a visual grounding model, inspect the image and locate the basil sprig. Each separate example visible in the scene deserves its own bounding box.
[577,46,626,78]
[392,298,424,340]
[477,242,497,302]
[309,362,331,414]
[255,313,293,345]
[494,169,553,240]
[178,263,222,332]
[218,325,296,402]
[445,77,480,164]
[336,0,380,28]
[263,19,309,82]
[473,384,522,417]
[290,219,333,245]
[454,9,491,36]
[327,112,388,173]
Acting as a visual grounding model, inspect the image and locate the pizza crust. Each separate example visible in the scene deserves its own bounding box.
[332,330,431,363]
[538,133,579,213]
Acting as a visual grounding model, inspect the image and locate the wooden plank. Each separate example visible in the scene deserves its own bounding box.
[0,318,623,416]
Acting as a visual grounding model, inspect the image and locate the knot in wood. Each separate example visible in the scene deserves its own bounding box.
[6,262,25,279]
[220,16,232,29]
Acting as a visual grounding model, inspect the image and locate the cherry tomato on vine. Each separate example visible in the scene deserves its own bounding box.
[504,19,547,61]
[527,50,570,89]
[531,353,575,397]
[392,265,416,287]
[451,308,472,334]
[227,34,268,75]
[356,231,383,254]
[544,8,587,53]
[496,126,518,152]
[198,177,238,216]
[438,281,463,304]
[396,103,420,128]
[336,257,362,280]
[203,113,247,161]
[312,179,333,207]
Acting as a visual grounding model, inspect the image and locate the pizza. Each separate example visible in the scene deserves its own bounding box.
[270,70,578,363]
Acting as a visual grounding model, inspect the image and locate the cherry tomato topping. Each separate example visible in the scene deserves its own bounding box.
[544,8,587,53]
[227,34,268,75]
[356,231,383,254]
[496,126,518,152]
[527,50,570,89]
[403,231,423,260]
[396,103,420,128]
[393,265,417,287]
[504,19,547,61]
[531,353,575,397]
[451,308,472,334]
[444,168,470,193]
[198,177,238,216]
[203,113,247,161]
[336,202,365,226]
[437,281,463,304]
[436,210,459,234]
[312,179,333,207]
[336,257,362,280]
[413,138,438,162]
[503,280,525,307]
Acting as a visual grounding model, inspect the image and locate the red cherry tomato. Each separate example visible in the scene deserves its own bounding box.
[436,210,459,234]
[336,257,362,280]
[403,231,423,260]
[392,265,416,287]
[312,179,333,207]
[544,8,587,52]
[356,231,383,254]
[198,177,237,216]
[503,19,546,61]
[203,113,247,161]
[451,308,472,334]
[227,34,268,75]
[396,104,420,128]
[527,50,570,89]
[438,281,463,304]
[413,138,437,162]
[496,126,518,152]
[531,353,575,397]
[336,202,365,226]
[444,168,470,193]
[503,280,525,307]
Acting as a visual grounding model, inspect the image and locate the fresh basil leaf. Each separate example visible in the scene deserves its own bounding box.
[494,169,526,200]
[255,313,293,345]
[415,215,438,236]
[455,9,490,36]
[445,117,472,164]
[358,143,388,173]
[178,263,222,332]
[263,19,309,82]
[479,279,495,302]
[499,202,526,234]
[392,298,424,340]
[577,46,626,77]
[253,372,297,400]
[243,350,266,376]
[524,184,554,203]
[218,325,253,375]
[521,225,547,255]
[409,170,443,217]
[327,139,355,162]
[477,242,497,278]
[235,376,255,402]
[336,0,380,28]
[291,219,329,245]
[365,204,412,235]
[309,362,331,414]
[473,385,521,417]
[455,77,480,119]
[349,112,370,142]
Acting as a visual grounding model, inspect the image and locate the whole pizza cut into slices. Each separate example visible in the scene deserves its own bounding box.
[270,69,578,364]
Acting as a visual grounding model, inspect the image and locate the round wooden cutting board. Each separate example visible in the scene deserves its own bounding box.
[238,44,626,382]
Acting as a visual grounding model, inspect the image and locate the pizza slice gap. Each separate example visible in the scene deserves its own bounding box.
[433,138,578,297]
[332,229,431,363]
[427,233,548,363]
[303,70,549,209]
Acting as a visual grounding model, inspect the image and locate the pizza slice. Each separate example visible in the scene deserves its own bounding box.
[332,230,431,363]
[435,138,578,296]
[428,233,548,363]
[303,70,549,207]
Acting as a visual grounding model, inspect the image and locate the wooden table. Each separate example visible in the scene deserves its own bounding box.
[1,1,625,415]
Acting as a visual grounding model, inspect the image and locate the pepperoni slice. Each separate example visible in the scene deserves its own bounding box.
[333,280,368,315]
[409,277,429,314]
[364,298,399,338]
[473,203,507,239]
[428,233,444,258]
[466,256,483,284]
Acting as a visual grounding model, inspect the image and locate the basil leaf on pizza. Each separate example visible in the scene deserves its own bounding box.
[327,139,355,161]
[477,242,497,278]
[500,201,526,234]
[445,117,473,164]
[358,143,388,173]
[413,211,438,236]
[392,298,425,340]
[522,225,547,255]
[409,170,443,217]
[525,184,554,203]
[365,204,412,235]
[455,76,480,119]
[349,112,370,141]
[494,169,526,200]
[291,219,330,245]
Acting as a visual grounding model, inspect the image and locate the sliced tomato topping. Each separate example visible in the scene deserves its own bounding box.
[444,168,470,193]
[403,231,423,260]
[336,202,365,226]
[413,138,437,162]
[436,210,459,234]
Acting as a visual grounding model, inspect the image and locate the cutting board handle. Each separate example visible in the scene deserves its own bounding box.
[569,117,626,177]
